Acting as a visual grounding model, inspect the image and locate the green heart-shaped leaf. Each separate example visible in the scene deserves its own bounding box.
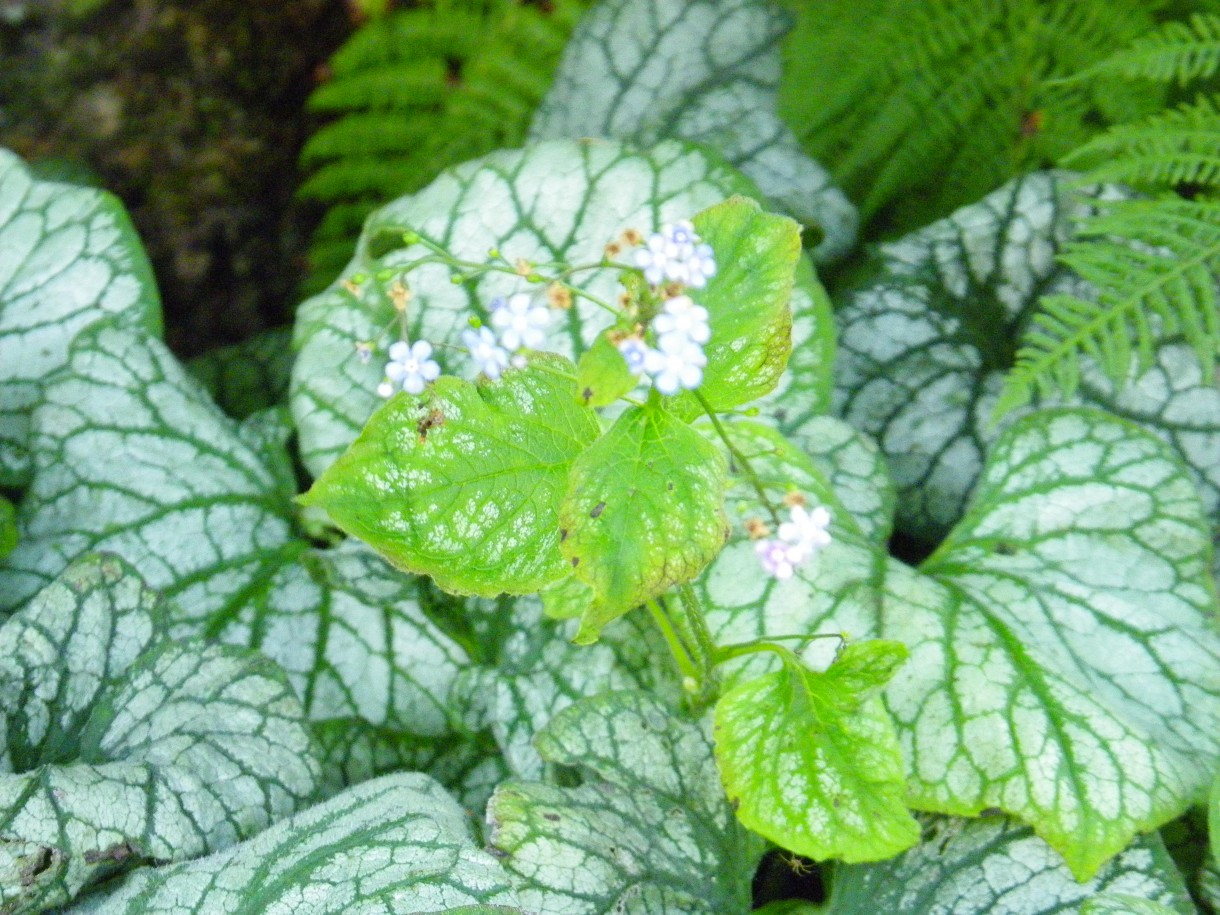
[304,355,600,598]
[289,138,834,479]
[560,403,728,642]
[0,555,320,913]
[0,149,162,486]
[715,640,919,863]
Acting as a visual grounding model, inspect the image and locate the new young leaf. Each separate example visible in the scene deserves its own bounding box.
[559,403,728,643]
[714,640,920,863]
[304,356,600,598]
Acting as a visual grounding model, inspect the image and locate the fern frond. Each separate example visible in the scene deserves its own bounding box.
[998,198,1220,415]
[1079,13,1220,86]
[779,0,1164,232]
[297,0,593,291]
[1062,95,1220,191]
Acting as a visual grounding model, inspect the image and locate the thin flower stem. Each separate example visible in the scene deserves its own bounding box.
[693,390,783,525]
[646,599,699,683]
[402,233,626,317]
[713,633,845,668]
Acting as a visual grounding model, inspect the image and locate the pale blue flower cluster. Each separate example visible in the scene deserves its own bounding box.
[618,294,712,395]
[633,220,718,289]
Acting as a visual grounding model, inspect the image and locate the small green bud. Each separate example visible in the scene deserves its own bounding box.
[450,275,464,285]
[527,273,544,284]
[375,268,395,282]
[402,230,421,245]
[487,247,500,259]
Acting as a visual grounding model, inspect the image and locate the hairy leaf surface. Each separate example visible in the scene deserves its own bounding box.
[487,691,764,914]
[0,149,161,486]
[531,0,857,261]
[0,555,320,913]
[830,816,1194,914]
[73,773,521,914]
[700,408,1220,878]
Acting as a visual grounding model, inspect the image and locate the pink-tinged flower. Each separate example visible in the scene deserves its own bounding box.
[756,539,803,580]
[778,504,832,557]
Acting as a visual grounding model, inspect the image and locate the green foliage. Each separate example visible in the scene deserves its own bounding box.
[778,0,1163,232]
[1077,12,1220,84]
[999,197,1220,414]
[298,0,592,292]
[302,356,601,598]
[559,403,729,643]
[1001,13,1220,413]
[714,640,919,863]
[1063,95,1220,190]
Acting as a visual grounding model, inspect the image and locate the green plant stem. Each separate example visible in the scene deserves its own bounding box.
[404,232,625,316]
[646,599,699,683]
[713,633,845,667]
[694,389,782,525]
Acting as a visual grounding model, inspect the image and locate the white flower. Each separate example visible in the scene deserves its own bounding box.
[778,504,832,557]
[633,233,674,286]
[380,340,440,396]
[684,242,717,289]
[617,336,651,374]
[632,220,717,288]
[463,326,511,380]
[755,539,803,580]
[490,293,551,351]
[653,295,710,345]
[643,332,706,395]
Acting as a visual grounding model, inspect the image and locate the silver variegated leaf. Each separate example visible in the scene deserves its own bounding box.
[0,324,475,795]
[834,171,1220,541]
[531,0,857,261]
[0,554,320,913]
[71,773,522,914]
[699,408,1220,879]
[0,148,161,486]
[487,691,764,915]
[829,816,1194,914]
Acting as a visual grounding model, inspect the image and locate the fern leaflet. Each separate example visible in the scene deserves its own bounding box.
[1074,13,1220,86]
[998,197,1220,415]
[778,0,1163,233]
[297,0,592,294]
[1062,95,1220,191]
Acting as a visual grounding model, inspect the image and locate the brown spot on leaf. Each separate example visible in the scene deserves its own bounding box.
[543,812,560,822]
[590,501,606,519]
[582,387,593,404]
[20,846,57,887]
[416,407,445,441]
[571,557,580,567]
